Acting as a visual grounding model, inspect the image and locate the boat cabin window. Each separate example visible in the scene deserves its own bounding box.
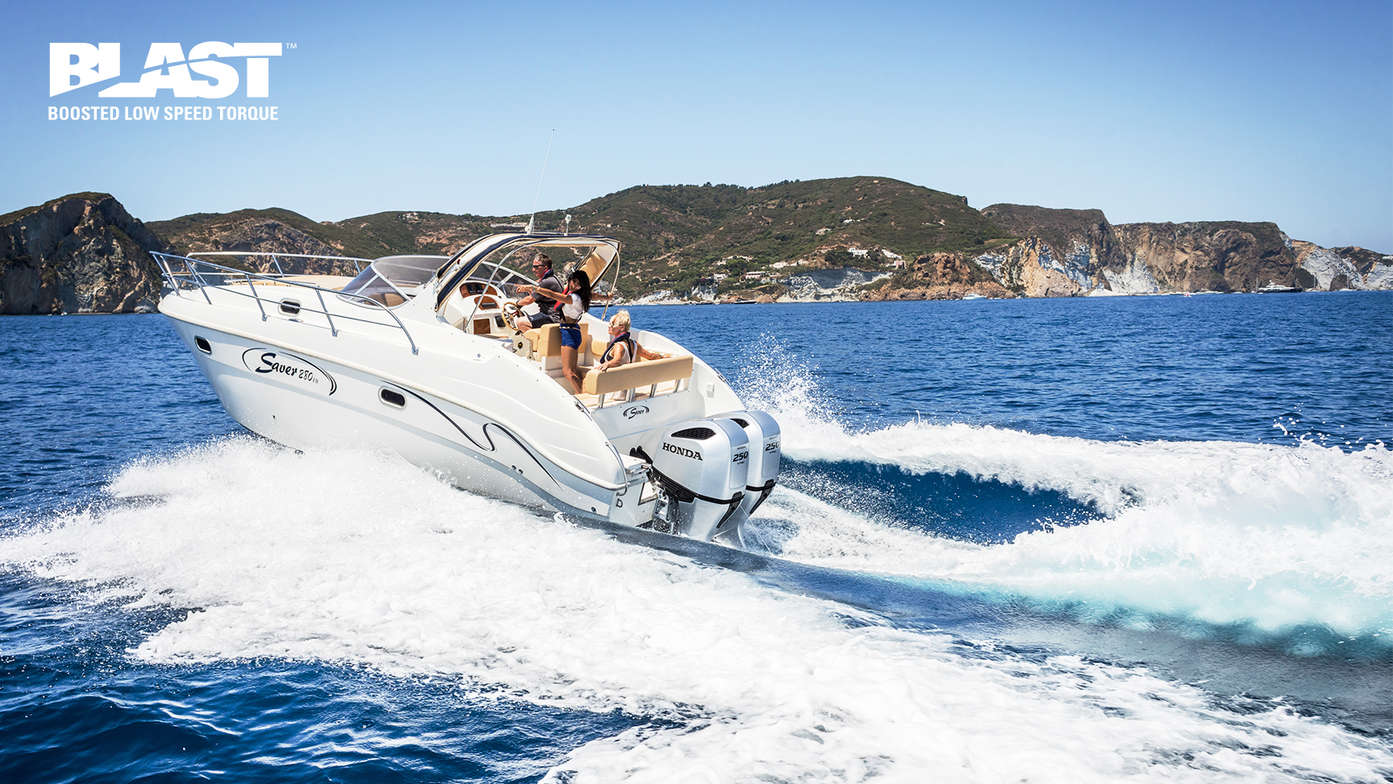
[339,256,442,307]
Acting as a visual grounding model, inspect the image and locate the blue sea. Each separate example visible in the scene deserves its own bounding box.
[2,292,1392,782]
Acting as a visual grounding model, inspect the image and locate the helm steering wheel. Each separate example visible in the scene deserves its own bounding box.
[501,301,522,332]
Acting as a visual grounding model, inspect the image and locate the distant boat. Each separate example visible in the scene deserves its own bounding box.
[962,293,986,300]
[1257,283,1302,294]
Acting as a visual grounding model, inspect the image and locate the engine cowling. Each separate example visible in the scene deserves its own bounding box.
[638,419,750,542]
[720,410,782,521]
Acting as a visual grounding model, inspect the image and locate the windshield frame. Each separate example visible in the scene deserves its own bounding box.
[339,255,448,308]
[434,234,620,312]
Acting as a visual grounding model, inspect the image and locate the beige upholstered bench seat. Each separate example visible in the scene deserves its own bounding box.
[582,355,694,406]
[523,325,692,405]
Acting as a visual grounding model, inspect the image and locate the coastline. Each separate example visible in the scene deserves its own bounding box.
[12,287,1387,317]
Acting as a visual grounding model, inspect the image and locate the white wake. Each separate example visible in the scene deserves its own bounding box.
[738,342,1393,640]
[2,438,1390,782]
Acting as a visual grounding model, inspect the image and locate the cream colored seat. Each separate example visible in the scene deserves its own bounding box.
[525,322,592,377]
[582,355,694,406]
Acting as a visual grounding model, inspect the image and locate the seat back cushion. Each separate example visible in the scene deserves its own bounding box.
[582,355,694,396]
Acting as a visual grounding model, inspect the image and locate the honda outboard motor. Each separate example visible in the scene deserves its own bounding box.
[719,410,782,521]
[636,419,749,542]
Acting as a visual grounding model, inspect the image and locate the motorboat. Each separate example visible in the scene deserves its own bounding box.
[152,234,782,546]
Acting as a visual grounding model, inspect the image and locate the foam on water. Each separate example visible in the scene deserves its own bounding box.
[1,439,1390,781]
[738,344,1393,642]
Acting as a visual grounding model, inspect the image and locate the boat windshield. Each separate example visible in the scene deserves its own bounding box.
[340,255,444,307]
[436,236,620,312]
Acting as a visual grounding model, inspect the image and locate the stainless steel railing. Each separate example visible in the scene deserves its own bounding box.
[187,251,372,277]
[151,252,419,354]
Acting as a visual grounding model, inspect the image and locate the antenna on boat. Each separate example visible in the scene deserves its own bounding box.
[525,129,556,234]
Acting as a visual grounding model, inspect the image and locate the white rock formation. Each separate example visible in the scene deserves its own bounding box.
[784,268,889,300]
[1101,256,1161,295]
[1365,262,1393,289]
[1299,246,1365,290]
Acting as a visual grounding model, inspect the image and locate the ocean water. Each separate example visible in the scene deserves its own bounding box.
[1,292,1391,782]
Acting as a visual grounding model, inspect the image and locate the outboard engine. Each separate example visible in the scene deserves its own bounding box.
[635,419,750,542]
[719,410,782,521]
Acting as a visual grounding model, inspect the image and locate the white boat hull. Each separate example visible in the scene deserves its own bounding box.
[167,318,650,522]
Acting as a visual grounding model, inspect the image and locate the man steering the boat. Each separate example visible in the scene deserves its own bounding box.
[513,253,561,332]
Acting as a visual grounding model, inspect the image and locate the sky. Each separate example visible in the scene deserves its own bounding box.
[3,0,1390,250]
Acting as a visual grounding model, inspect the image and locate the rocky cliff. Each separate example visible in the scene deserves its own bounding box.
[862,251,1013,300]
[0,193,164,314]
[1291,241,1393,291]
[1111,221,1299,293]
[962,204,1390,298]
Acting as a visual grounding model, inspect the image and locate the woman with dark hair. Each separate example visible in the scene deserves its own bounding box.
[525,269,591,393]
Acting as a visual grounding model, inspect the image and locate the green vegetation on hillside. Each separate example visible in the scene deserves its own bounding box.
[148,207,393,258]
[146,177,1017,297]
[146,177,1023,296]
[507,177,1013,293]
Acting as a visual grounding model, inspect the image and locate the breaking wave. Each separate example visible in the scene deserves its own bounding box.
[736,338,1393,649]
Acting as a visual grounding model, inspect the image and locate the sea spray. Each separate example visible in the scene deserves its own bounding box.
[735,339,1393,646]
[3,439,1392,781]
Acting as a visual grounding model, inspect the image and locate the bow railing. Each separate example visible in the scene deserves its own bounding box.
[151,251,419,354]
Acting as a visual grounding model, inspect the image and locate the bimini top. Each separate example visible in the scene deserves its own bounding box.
[433,233,620,310]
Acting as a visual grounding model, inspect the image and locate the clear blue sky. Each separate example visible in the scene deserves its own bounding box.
[3,0,1390,250]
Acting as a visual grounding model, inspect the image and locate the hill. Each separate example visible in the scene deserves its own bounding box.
[0,193,164,314]
[5,179,1391,313]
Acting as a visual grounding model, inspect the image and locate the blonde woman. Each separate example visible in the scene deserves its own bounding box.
[597,310,668,370]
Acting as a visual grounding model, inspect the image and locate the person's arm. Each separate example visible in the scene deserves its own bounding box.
[525,284,568,302]
[635,342,669,361]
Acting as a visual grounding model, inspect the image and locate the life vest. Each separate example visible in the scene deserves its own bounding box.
[550,286,569,320]
[601,332,636,365]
